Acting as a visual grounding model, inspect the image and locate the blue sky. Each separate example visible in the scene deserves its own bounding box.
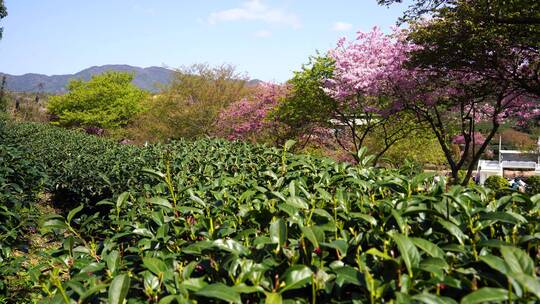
[0,0,409,81]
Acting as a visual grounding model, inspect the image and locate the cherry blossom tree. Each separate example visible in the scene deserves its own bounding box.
[324,27,539,184]
[323,27,425,165]
[214,82,290,144]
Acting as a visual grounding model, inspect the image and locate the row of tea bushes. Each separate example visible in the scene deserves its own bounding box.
[3,120,540,302]
[36,158,540,303]
[0,120,46,295]
[2,121,309,207]
[2,121,162,205]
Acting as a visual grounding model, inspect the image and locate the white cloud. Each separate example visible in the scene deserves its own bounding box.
[254,30,272,38]
[333,22,353,32]
[208,0,301,29]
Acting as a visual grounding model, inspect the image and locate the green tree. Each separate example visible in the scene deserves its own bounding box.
[376,0,539,184]
[273,55,336,145]
[377,0,451,22]
[47,72,148,129]
[410,1,539,95]
[276,55,422,165]
[128,64,251,143]
[379,0,540,25]
[0,0,6,40]
[383,130,447,168]
[380,0,540,96]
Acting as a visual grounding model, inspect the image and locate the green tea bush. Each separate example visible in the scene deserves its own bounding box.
[32,160,540,303]
[0,119,45,229]
[2,121,289,207]
[484,175,512,198]
[526,176,540,195]
[2,121,162,205]
[0,121,46,295]
[4,120,540,302]
[484,175,509,191]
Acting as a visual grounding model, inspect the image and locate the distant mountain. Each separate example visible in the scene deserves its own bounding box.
[0,65,265,94]
[0,65,174,93]
[247,79,264,87]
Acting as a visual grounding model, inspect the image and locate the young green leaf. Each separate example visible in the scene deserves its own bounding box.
[67,204,84,223]
[391,210,407,233]
[389,232,420,277]
[479,255,510,276]
[116,192,129,211]
[437,219,468,245]
[213,239,248,256]
[195,283,242,304]
[410,238,445,259]
[280,265,313,293]
[334,266,364,287]
[511,273,540,299]
[148,197,173,210]
[143,257,168,277]
[265,292,283,304]
[41,217,68,230]
[460,288,508,304]
[105,250,120,275]
[500,246,535,276]
[301,226,319,248]
[108,274,131,304]
[270,218,287,247]
[284,140,297,151]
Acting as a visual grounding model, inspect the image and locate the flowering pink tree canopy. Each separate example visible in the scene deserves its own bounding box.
[324,27,416,114]
[214,83,289,142]
[323,26,540,184]
[452,132,486,146]
[325,27,539,122]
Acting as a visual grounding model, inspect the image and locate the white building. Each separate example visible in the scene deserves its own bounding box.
[477,137,540,185]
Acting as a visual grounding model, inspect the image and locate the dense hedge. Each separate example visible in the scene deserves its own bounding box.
[2,121,163,205]
[0,132,45,208]
[3,120,540,302]
[0,120,46,294]
[527,176,540,196]
[38,152,540,303]
[1,121,302,206]
[485,175,508,191]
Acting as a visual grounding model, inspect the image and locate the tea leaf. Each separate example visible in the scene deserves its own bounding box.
[108,274,131,304]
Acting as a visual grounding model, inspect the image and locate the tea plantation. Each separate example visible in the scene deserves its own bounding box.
[1,120,540,303]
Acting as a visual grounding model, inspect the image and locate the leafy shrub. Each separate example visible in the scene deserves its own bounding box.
[484,175,512,198]
[5,120,540,302]
[33,157,540,303]
[526,176,540,195]
[484,175,509,191]
[2,120,161,205]
[47,72,148,129]
[385,131,447,168]
[0,121,46,295]
[127,64,251,143]
[500,128,537,150]
[0,118,45,214]
[272,55,336,140]
[397,159,424,177]
[2,121,289,206]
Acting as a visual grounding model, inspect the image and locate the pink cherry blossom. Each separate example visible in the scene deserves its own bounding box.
[215,82,289,142]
